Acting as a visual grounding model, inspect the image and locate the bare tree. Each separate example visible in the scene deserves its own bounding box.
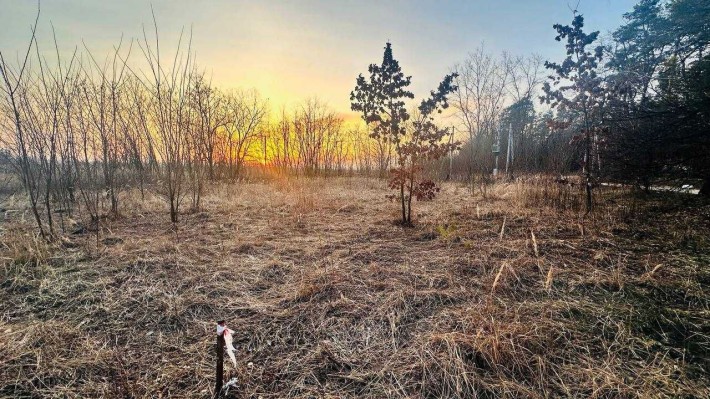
[80,38,132,215]
[266,108,294,174]
[502,54,543,178]
[452,45,512,182]
[0,5,47,237]
[135,9,195,223]
[121,76,154,199]
[350,124,375,176]
[292,98,343,176]
[190,73,227,181]
[221,89,267,179]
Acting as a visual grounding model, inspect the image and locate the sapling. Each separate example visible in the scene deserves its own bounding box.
[351,43,460,225]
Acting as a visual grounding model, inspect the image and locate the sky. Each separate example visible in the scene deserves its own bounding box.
[0,0,638,120]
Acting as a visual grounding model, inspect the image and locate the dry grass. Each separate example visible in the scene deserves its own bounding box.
[1,176,709,398]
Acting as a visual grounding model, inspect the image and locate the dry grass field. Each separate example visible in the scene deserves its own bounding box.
[1,177,709,398]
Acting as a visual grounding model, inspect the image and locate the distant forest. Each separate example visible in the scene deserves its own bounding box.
[1,0,708,234]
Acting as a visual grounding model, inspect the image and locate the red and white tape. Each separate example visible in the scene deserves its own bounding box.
[216,322,237,368]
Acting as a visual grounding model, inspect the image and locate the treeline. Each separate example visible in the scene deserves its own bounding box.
[447,0,709,202]
[0,15,397,236]
[267,100,392,177]
[1,0,708,237]
[603,0,709,194]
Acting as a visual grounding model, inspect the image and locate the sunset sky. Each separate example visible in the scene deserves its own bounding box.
[1,0,637,120]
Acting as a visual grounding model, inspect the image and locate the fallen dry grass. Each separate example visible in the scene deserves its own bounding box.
[1,176,709,398]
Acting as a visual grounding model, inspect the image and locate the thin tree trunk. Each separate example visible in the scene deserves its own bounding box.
[585,127,593,213]
[407,175,414,225]
[400,181,406,225]
[700,176,710,197]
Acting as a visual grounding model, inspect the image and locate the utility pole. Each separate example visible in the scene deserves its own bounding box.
[448,126,454,180]
[492,126,501,177]
[505,122,513,178]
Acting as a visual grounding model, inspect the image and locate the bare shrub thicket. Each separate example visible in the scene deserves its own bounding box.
[0,12,363,236]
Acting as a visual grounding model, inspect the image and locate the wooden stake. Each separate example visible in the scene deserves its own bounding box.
[215,332,225,398]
